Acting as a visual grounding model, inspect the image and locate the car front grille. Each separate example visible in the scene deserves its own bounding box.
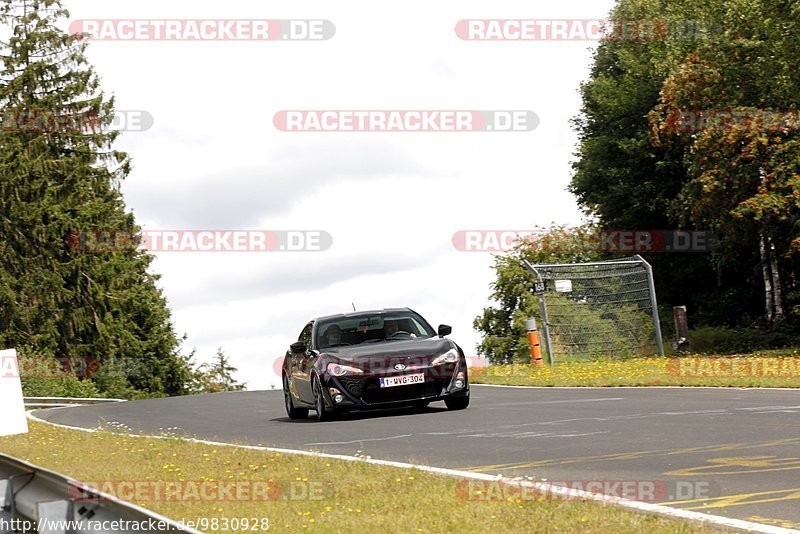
[336,363,457,404]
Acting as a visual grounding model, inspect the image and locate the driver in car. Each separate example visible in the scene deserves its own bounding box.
[384,319,399,338]
[322,325,343,347]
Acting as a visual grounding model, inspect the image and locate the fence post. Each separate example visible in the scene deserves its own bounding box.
[673,305,690,352]
[523,261,554,366]
[525,318,543,366]
[635,255,665,356]
[538,294,554,366]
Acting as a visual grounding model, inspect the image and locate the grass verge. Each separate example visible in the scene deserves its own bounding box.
[469,354,800,387]
[0,421,729,533]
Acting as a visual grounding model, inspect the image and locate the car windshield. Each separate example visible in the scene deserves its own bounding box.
[316,311,436,349]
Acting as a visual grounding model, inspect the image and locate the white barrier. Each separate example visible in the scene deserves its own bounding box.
[0,348,28,437]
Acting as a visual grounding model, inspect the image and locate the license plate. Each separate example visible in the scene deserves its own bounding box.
[379,373,425,388]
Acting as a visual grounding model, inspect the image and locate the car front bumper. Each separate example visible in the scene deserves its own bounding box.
[322,361,468,409]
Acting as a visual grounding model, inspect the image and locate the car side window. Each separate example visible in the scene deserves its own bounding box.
[298,323,313,347]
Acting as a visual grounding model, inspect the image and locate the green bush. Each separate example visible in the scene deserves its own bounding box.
[13,347,165,400]
[689,324,800,354]
[18,353,103,398]
[545,294,655,360]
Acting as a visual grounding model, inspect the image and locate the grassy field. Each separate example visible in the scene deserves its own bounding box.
[0,421,729,533]
[469,353,800,388]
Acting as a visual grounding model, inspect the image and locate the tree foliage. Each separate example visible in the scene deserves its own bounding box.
[478,0,800,361]
[647,1,800,319]
[189,348,247,394]
[571,0,800,323]
[0,0,191,397]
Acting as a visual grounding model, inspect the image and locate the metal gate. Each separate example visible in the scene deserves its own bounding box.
[523,255,664,364]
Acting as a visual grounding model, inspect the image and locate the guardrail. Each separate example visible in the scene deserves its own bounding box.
[23,397,125,409]
[0,453,201,533]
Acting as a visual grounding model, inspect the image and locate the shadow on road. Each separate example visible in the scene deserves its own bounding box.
[271,403,450,424]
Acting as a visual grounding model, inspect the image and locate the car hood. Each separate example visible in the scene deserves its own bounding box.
[320,337,453,362]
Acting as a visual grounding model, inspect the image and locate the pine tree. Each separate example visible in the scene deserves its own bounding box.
[0,0,190,396]
[191,348,246,393]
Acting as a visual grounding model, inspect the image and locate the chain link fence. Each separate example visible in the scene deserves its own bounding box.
[524,256,664,363]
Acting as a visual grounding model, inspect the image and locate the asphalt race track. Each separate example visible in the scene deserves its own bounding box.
[35,386,800,529]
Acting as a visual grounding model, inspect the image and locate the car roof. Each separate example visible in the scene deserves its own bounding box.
[313,308,413,322]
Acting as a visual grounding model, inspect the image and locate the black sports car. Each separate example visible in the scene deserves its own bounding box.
[281,308,470,421]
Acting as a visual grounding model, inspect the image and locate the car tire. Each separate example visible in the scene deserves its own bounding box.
[312,375,331,422]
[445,394,469,410]
[283,375,309,420]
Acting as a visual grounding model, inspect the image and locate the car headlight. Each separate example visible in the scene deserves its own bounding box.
[327,363,364,377]
[432,348,459,366]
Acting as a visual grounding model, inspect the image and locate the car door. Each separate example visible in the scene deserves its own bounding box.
[293,322,314,402]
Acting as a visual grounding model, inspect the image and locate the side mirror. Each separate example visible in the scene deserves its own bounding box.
[290,341,307,354]
[438,324,452,337]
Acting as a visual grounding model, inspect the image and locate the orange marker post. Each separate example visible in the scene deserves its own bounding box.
[526,318,543,367]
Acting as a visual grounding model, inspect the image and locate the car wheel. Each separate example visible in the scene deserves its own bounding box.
[445,394,469,410]
[284,375,308,420]
[312,375,331,422]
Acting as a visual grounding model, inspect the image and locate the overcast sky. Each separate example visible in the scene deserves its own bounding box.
[64,0,616,389]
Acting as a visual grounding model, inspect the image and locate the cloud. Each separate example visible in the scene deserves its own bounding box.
[160,251,437,309]
[124,141,422,228]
